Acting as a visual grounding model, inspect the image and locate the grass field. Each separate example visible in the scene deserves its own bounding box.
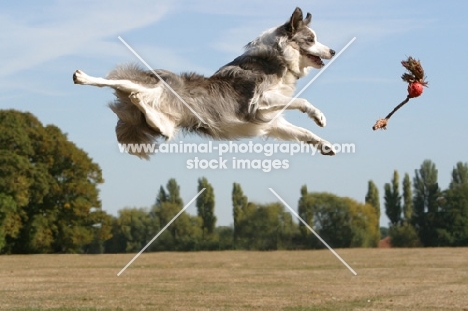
[1,248,467,310]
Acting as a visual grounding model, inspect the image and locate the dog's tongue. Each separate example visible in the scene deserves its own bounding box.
[308,54,323,66]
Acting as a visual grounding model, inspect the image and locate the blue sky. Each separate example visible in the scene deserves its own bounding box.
[1,1,467,227]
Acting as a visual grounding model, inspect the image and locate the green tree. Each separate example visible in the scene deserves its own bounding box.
[149,179,202,251]
[215,226,234,250]
[402,173,413,223]
[0,110,107,254]
[365,180,381,237]
[166,178,183,206]
[155,186,167,207]
[347,198,380,247]
[449,162,468,189]
[412,159,441,246]
[0,194,21,251]
[436,183,468,246]
[232,183,248,247]
[233,201,257,249]
[388,173,420,247]
[196,177,216,239]
[298,185,312,236]
[108,207,153,253]
[85,208,114,254]
[300,192,379,248]
[384,170,402,226]
[234,202,298,250]
[434,163,468,246]
[149,185,167,232]
[151,201,201,251]
[388,223,420,247]
[365,180,380,213]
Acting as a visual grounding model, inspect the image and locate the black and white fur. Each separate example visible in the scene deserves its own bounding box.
[73,7,336,159]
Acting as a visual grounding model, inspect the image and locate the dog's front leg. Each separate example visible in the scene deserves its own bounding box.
[259,91,326,127]
[267,118,335,156]
[73,70,148,94]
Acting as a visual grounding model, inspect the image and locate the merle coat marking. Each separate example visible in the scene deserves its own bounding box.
[73,7,336,159]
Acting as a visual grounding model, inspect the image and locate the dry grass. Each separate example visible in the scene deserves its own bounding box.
[1,248,467,310]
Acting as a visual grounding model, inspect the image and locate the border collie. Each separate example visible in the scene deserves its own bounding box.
[73,7,336,159]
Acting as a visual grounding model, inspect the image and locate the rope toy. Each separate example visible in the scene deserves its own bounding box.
[373,56,428,130]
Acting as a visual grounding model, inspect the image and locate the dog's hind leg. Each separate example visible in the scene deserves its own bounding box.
[129,92,176,140]
[258,91,326,127]
[73,70,150,94]
[73,70,177,139]
[267,118,335,156]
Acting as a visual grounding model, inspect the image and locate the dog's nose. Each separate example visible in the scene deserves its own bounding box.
[330,49,336,57]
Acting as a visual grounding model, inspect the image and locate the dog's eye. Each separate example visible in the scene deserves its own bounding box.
[307,38,315,43]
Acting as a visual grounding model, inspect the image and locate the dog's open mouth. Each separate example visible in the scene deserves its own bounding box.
[307,54,324,67]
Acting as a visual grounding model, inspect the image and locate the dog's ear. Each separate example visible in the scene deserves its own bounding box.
[304,12,312,26]
[286,7,304,34]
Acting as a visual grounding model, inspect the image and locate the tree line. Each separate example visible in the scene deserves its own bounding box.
[103,177,380,253]
[366,160,468,247]
[1,110,467,254]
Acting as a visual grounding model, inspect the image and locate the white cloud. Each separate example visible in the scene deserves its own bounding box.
[0,1,172,78]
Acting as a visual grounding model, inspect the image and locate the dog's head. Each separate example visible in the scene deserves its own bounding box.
[283,7,335,69]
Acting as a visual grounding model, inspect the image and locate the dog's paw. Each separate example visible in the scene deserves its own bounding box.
[129,92,142,103]
[309,110,326,127]
[316,140,335,156]
[73,70,88,84]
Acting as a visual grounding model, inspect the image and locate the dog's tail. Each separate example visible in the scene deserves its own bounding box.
[109,94,162,160]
